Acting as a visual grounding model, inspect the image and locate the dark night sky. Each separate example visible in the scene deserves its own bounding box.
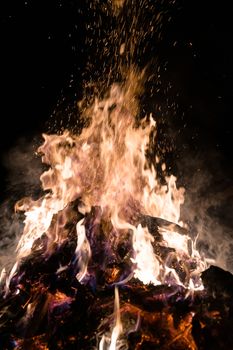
[0,0,232,198]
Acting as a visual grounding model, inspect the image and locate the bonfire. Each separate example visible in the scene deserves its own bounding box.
[0,1,233,349]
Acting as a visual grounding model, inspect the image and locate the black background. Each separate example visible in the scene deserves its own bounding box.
[0,0,232,197]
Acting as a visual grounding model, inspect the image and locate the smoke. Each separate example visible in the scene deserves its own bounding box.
[2,138,43,197]
[0,138,43,273]
[0,203,22,273]
[178,149,233,273]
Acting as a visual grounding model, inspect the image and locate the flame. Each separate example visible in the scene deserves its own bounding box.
[4,72,208,297]
[99,287,123,350]
[131,224,161,285]
[109,287,122,350]
[0,68,211,350]
[75,218,91,283]
[0,267,6,285]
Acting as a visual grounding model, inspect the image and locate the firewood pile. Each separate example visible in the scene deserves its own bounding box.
[0,203,232,350]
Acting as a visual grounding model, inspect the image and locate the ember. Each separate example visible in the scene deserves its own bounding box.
[1,1,233,350]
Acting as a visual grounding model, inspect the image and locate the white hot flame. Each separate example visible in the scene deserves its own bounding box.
[131,224,161,285]
[99,287,123,350]
[75,218,91,283]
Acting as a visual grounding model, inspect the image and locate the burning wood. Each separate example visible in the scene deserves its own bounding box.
[0,205,233,349]
[0,77,232,349]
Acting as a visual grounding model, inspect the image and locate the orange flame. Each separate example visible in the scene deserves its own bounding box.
[5,73,208,295]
